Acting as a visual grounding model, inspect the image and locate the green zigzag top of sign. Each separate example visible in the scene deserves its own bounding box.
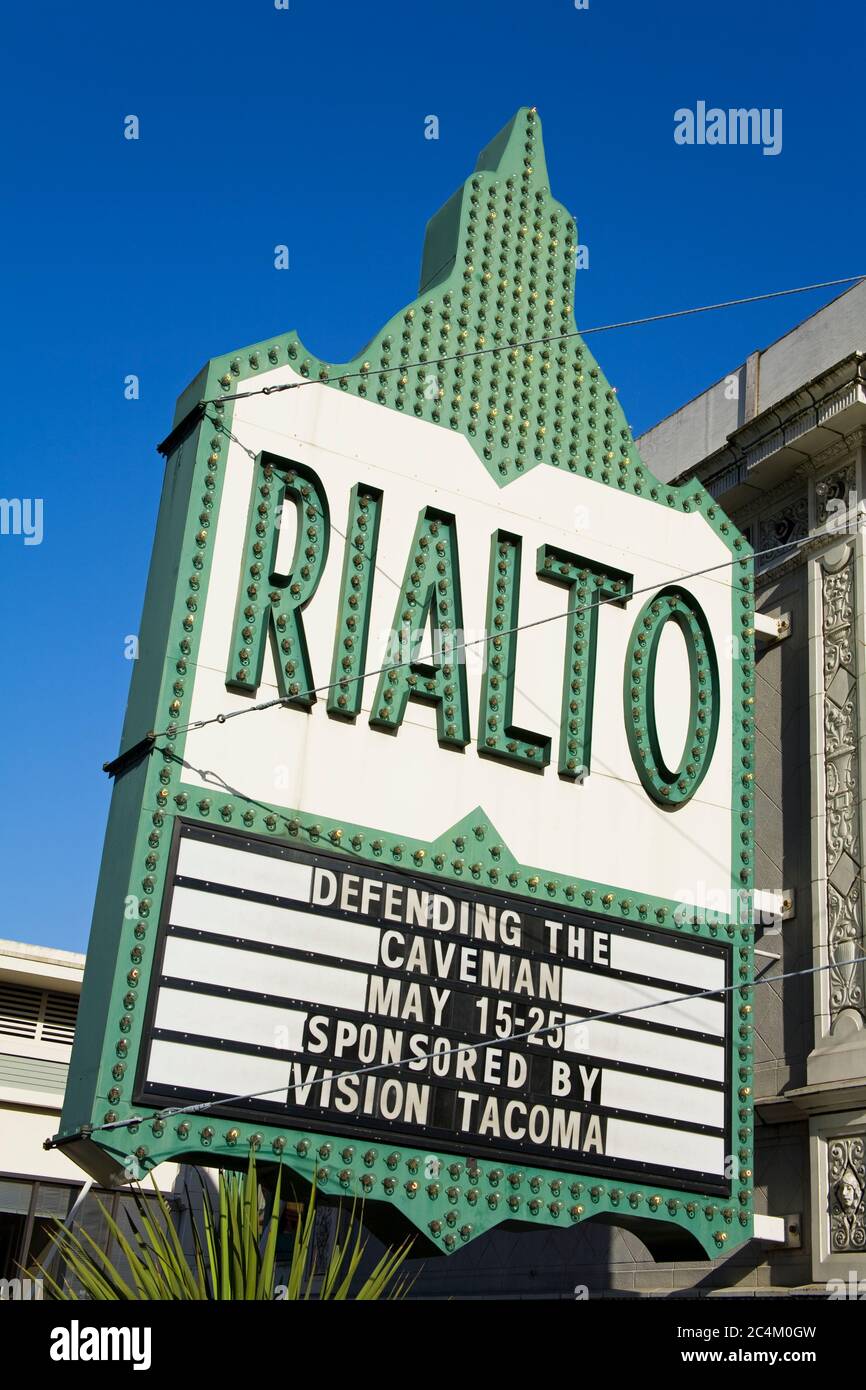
[176,107,737,530]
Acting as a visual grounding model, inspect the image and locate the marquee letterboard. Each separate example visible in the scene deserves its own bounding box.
[139,822,731,1194]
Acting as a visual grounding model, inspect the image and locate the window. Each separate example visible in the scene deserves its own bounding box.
[0,1179,36,1286]
[0,1176,175,1294]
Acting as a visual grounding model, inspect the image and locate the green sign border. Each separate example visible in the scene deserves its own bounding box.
[60,108,755,1262]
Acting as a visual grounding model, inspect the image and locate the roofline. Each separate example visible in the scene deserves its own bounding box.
[0,938,85,967]
[638,279,866,444]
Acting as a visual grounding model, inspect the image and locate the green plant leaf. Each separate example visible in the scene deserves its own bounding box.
[37,1152,414,1300]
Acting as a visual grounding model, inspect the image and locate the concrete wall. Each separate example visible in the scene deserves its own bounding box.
[637,376,741,487]
[759,281,866,413]
[637,282,866,485]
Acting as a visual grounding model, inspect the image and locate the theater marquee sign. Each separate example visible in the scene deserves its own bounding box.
[59,109,756,1258]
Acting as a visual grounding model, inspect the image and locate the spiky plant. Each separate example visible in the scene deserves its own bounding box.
[36,1155,414,1300]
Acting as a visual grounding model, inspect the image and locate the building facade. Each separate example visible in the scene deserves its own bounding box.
[639,281,866,1293]
[0,940,184,1295]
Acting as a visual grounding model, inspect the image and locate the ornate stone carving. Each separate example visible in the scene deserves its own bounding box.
[759,494,809,558]
[822,547,865,1023]
[829,1135,866,1252]
[816,461,856,528]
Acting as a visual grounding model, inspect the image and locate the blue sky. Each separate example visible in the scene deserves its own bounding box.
[1,0,863,951]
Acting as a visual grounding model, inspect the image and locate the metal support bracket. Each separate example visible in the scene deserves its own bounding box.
[753,887,795,924]
[753,609,792,643]
[753,1214,787,1244]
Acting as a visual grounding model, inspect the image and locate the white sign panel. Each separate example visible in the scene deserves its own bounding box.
[182,372,735,916]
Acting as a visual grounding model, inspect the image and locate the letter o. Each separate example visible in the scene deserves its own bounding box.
[623,585,719,808]
[358,1024,377,1063]
[528,1104,550,1144]
[432,1037,450,1076]
[379,1079,403,1119]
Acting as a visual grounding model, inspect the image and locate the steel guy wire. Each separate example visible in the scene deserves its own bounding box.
[73,952,866,1138]
[202,275,865,407]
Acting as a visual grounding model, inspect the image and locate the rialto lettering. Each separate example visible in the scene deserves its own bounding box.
[226,451,720,809]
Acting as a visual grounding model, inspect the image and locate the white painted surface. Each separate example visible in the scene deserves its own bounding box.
[147,1039,289,1099]
[752,1213,786,1243]
[3,1106,96,1181]
[561,966,724,1036]
[169,887,381,963]
[564,1015,724,1081]
[652,619,691,773]
[753,610,783,638]
[1,1103,181,1189]
[177,837,312,901]
[183,370,736,911]
[600,1069,724,1128]
[609,934,725,991]
[161,936,368,1009]
[752,888,784,918]
[153,987,306,1052]
[606,1116,726,1175]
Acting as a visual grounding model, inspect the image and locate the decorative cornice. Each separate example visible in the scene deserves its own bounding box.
[735,474,808,531]
[813,426,866,476]
[696,358,866,498]
[750,510,866,587]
